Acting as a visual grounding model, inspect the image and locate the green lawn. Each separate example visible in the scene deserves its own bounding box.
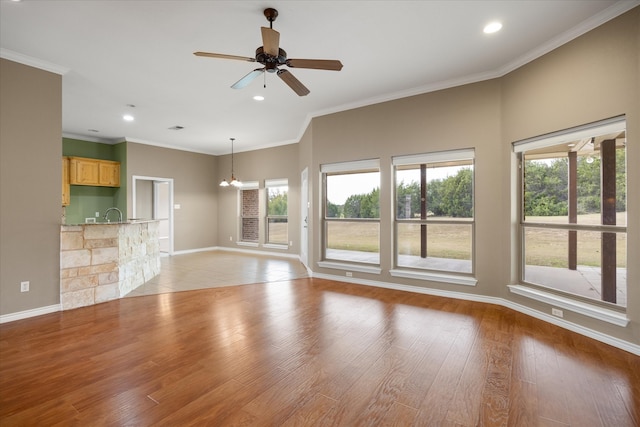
[325,213,627,267]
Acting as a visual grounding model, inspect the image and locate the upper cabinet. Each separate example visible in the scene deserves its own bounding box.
[62,157,70,206]
[68,157,120,187]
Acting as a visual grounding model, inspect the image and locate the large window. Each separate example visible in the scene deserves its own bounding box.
[514,116,627,307]
[265,179,288,246]
[322,159,380,265]
[240,182,259,243]
[393,149,474,274]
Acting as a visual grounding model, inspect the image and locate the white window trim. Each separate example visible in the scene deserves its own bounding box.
[392,148,475,166]
[392,148,475,275]
[317,260,382,275]
[265,178,288,187]
[240,181,259,190]
[321,158,381,266]
[265,178,288,246]
[508,285,629,327]
[513,116,628,310]
[389,269,477,287]
[513,115,625,153]
[321,158,380,173]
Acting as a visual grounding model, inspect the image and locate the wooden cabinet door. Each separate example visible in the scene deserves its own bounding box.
[62,157,70,206]
[99,162,120,187]
[69,158,100,185]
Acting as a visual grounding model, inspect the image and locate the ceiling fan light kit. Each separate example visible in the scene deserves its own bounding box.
[195,7,343,96]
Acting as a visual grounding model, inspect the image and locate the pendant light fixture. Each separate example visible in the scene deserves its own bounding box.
[220,138,242,187]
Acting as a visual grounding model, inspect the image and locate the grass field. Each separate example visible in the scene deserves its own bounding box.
[325,213,627,267]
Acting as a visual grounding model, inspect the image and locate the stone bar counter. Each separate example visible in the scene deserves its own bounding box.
[60,220,160,310]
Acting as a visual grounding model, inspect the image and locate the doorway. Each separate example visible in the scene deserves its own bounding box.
[300,167,309,268]
[132,175,174,256]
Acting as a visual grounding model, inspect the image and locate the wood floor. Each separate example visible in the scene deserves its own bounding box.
[1,277,638,426]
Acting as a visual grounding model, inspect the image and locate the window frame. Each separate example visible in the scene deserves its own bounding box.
[265,178,288,247]
[319,159,381,271]
[513,115,627,310]
[391,149,476,278]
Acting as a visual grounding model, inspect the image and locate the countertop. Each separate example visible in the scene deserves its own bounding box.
[62,219,160,226]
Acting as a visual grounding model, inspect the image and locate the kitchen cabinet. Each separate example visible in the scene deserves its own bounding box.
[62,157,70,206]
[68,157,120,187]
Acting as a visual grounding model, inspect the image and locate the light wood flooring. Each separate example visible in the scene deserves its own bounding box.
[0,252,638,426]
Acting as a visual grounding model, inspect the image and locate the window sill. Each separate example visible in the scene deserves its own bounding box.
[389,269,477,287]
[317,261,381,275]
[237,241,259,248]
[508,284,629,327]
[263,243,288,250]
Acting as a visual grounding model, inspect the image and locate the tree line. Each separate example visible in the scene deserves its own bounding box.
[524,150,626,216]
[326,150,626,220]
[327,168,474,219]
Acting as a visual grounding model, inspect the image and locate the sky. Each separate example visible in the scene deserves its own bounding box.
[327,165,467,205]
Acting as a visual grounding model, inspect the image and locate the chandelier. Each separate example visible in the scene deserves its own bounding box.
[220,137,242,187]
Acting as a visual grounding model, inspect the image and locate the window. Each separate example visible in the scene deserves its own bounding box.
[240,182,259,243]
[392,149,475,274]
[265,179,288,246]
[514,116,627,307]
[321,159,380,265]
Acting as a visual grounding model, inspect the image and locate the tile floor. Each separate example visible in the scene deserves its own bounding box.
[125,250,310,297]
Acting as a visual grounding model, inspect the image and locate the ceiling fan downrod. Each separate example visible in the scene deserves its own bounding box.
[264,8,278,29]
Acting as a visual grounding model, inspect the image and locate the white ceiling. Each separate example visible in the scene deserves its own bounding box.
[1,0,637,155]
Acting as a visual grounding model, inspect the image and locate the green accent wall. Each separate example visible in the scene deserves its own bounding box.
[62,138,127,224]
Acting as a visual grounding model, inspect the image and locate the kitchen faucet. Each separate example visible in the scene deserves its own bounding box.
[104,207,123,223]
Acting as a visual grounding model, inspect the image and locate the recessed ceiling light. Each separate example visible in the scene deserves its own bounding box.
[253,95,265,101]
[123,114,134,122]
[483,22,503,34]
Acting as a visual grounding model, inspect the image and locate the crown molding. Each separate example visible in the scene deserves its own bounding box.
[0,48,69,75]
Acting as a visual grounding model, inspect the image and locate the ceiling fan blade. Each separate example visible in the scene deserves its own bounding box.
[261,27,280,57]
[231,68,264,89]
[194,51,256,62]
[277,69,310,96]
[286,59,343,71]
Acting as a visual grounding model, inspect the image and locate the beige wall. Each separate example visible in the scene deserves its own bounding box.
[126,142,218,252]
[501,8,639,344]
[304,7,639,346]
[0,59,62,316]
[310,79,503,298]
[216,143,301,255]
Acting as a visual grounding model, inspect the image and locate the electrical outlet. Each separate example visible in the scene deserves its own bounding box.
[20,281,29,292]
[346,272,352,277]
[289,241,293,247]
[95,211,100,217]
[229,235,233,241]
[552,308,563,318]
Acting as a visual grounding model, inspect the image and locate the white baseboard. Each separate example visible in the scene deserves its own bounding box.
[172,246,219,255]
[311,272,640,356]
[173,245,302,261]
[0,304,61,324]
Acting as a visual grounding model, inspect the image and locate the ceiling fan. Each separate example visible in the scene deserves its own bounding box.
[194,8,343,96]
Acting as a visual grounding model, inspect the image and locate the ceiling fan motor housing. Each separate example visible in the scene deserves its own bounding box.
[255,46,287,72]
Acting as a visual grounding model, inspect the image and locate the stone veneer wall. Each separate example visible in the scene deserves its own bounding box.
[60,222,160,310]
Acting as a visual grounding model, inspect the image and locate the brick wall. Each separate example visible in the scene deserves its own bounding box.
[242,189,259,241]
